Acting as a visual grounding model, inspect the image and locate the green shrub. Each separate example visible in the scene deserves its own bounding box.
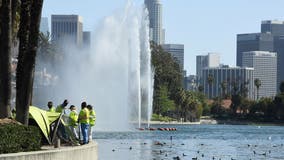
[202,104,211,116]
[151,113,176,122]
[0,123,41,154]
[196,104,203,119]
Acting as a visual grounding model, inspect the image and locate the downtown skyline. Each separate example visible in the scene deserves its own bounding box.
[42,0,284,75]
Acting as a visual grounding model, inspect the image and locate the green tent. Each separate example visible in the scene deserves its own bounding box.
[29,106,79,145]
[29,106,61,144]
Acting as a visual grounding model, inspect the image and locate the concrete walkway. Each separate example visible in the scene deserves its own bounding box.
[0,141,98,160]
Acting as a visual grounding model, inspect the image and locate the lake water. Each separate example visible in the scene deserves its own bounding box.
[94,124,284,160]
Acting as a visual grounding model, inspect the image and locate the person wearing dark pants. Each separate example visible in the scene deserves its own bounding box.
[79,102,90,144]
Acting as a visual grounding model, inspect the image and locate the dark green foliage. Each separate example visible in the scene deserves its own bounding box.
[151,42,182,115]
[0,124,41,154]
[231,94,242,114]
[280,81,284,93]
[206,74,214,98]
[274,93,284,120]
[211,94,284,122]
[151,42,182,95]
[196,104,203,119]
[198,85,204,92]
[151,113,176,122]
[202,104,211,116]
[178,91,204,122]
[201,77,284,122]
[153,85,175,116]
[254,78,261,100]
[151,42,208,121]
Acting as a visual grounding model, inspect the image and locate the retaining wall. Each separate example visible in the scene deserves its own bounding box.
[0,142,98,160]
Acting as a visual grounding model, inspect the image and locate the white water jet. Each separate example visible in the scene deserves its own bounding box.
[139,8,154,128]
[147,70,154,128]
[40,1,154,131]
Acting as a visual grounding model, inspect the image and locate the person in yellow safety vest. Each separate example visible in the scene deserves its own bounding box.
[47,101,55,112]
[69,105,79,140]
[87,105,96,142]
[56,99,69,113]
[78,102,90,144]
[56,99,69,140]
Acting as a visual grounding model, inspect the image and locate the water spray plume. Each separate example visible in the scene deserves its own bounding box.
[37,1,154,131]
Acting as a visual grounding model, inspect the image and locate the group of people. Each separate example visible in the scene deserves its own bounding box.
[47,99,96,145]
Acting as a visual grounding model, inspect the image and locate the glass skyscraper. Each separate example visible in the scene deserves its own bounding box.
[144,0,164,44]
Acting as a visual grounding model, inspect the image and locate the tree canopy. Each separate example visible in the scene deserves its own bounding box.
[151,42,182,116]
[151,42,207,122]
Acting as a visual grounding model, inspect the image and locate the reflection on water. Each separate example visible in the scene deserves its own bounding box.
[94,124,284,160]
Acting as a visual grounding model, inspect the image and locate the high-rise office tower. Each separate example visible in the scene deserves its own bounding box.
[201,66,254,99]
[274,36,284,90]
[261,20,284,36]
[144,0,164,44]
[51,15,83,46]
[196,55,208,82]
[242,51,277,99]
[196,53,220,85]
[237,20,284,90]
[236,33,274,66]
[263,20,284,90]
[161,44,184,70]
[208,53,220,67]
[40,17,49,35]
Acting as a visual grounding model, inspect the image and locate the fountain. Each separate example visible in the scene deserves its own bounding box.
[42,1,154,131]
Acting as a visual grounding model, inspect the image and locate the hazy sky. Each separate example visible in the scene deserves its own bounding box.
[42,0,284,75]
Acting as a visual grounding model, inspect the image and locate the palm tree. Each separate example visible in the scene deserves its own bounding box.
[0,0,12,118]
[254,78,261,100]
[183,92,198,122]
[174,88,186,121]
[16,0,43,125]
[37,31,58,69]
[207,74,214,99]
[38,32,53,59]
[182,92,191,122]
[221,81,227,99]
[240,81,249,98]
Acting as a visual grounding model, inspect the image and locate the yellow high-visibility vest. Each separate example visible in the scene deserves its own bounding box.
[48,107,55,113]
[69,110,78,126]
[55,105,64,113]
[89,110,96,126]
[79,108,89,124]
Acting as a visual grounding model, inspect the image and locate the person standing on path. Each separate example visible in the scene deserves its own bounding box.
[87,105,96,142]
[78,102,90,144]
[69,105,79,140]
